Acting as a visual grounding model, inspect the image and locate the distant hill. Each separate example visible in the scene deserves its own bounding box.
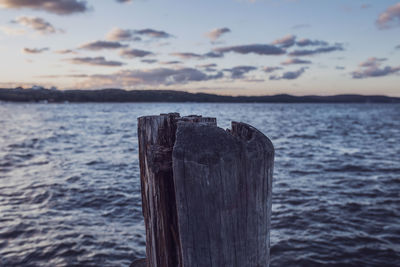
[0,88,399,103]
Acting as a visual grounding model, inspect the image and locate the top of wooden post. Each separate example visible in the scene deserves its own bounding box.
[137,113,274,267]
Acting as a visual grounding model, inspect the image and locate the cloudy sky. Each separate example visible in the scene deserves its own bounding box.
[0,0,399,96]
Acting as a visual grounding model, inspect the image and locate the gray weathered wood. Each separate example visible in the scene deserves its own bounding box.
[137,113,274,267]
[130,258,147,267]
[137,113,216,267]
[138,113,181,267]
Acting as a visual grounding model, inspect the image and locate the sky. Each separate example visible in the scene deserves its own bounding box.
[0,0,399,96]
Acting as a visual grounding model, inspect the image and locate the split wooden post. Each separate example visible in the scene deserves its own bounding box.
[137,113,274,267]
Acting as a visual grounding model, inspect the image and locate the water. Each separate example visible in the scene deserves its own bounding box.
[0,103,399,266]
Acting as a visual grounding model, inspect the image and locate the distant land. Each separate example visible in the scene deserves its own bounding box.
[0,88,399,103]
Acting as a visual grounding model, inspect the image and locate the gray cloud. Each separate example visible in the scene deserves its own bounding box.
[197,63,218,73]
[335,66,345,70]
[66,74,89,78]
[170,51,224,60]
[214,44,286,55]
[82,67,224,87]
[269,67,307,80]
[203,51,224,58]
[12,16,60,34]
[296,38,328,47]
[244,78,265,83]
[223,65,257,79]
[119,48,153,58]
[23,47,49,54]
[105,28,173,41]
[205,27,231,41]
[134,28,172,38]
[67,56,124,66]
[358,57,387,68]
[281,58,312,65]
[170,52,203,59]
[79,40,128,51]
[197,63,217,68]
[116,0,131,3]
[289,44,344,56]
[376,3,400,29]
[396,44,400,49]
[352,57,400,78]
[160,61,182,65]
[141,59,158,64]
[273,34,296,48]
[263,66,282,73]
[352,66,400,79]
[55,49,77,54]
[106,28,141,41]
[0,0,89,15]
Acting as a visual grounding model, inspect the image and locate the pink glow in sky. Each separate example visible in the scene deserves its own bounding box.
[0,0,399,96]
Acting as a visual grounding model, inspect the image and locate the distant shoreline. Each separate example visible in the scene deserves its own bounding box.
[0,88,399,103]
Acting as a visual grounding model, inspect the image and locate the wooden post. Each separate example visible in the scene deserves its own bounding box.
[136,113,274,267]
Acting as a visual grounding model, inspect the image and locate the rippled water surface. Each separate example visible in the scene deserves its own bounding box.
[0,103,399,266]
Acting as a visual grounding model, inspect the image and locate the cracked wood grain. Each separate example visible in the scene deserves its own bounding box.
[137,113,273,267]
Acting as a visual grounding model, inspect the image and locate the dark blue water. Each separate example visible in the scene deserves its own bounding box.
[0,103,399,266]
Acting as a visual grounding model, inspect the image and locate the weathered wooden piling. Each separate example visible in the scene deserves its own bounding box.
[136,113,274,267]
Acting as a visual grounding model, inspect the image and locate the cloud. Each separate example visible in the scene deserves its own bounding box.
[205,27,231,41]
[160,61,182,65]
[335,66,345,70]
[203,51,224,58]
[79,67,224,87]
[197,63,218,73]
[223,65,257,79]
[170,52,203,59]
[296,38,328,47]
[79,40,128,50]
[273,34,296,48]
[12,16,60,34]
[116,0,131,3]
[289,44,344,56]
[376,3,400,29]
[352,57,400,78]
[269,67,307,80]
[244,78,265,83]
[396,44,400,49]
[119,48,153,58]
[67,56,124,66]
[134,28,172,38]
[352,66,400,79]
[281,58,312,65]
[263,66,282,73]
[23,47,49,54]
[106,28,141,41]
[0,0,89,15]
[170,51,224,60]
[66,74,89,78]
[214,44,286,55]
[141,59,157,64]
[55,49,77,54]
[358,57,387,68]
[197,63,217,68]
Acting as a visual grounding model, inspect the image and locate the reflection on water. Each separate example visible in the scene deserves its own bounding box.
[0,103,399,266]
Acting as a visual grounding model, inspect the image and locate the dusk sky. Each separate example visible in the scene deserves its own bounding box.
[0,0,399,96]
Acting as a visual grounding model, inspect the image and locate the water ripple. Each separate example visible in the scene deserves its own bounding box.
[0,103,399,266]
